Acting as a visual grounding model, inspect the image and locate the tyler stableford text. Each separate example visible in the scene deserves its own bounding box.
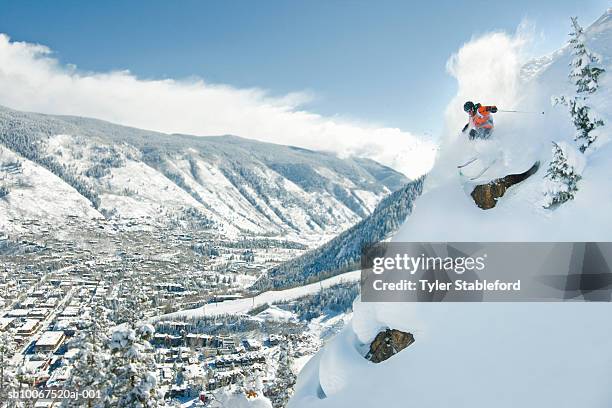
[372,279,521,292]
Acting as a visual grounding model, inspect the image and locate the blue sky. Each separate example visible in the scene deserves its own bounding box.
[0,0,608,136]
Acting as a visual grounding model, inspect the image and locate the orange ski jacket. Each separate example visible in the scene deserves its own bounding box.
[469,105,497,129]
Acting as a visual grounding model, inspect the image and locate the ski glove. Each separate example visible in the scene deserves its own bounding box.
[490,106,498,113]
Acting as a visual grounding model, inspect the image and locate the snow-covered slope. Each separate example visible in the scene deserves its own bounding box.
[254,177,424,290]
[0,107,408,240]
[290,9,612,408]
[0,144,102,233]
[157,270,360,320]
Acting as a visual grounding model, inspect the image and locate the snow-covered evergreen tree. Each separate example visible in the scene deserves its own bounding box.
[568,17,605,94]
[0,331,25,407]
[543,142,584,208]
[0,331,12,394]
[61,306,111,408]
[553,17,606,153]
[103,323,163,407]
[265,338,296,408]
[565,96,605,153]
[240,367,264,398]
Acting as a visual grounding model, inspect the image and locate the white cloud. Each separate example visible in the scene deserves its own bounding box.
[0,34,435,178]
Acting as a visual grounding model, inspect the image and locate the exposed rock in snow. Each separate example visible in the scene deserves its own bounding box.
[365,328,414,363]
[471,161,540,209]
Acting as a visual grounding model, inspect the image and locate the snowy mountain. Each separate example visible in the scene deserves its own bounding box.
[254,177,424,290]
[290,9,612,408]
[0,105,408,241]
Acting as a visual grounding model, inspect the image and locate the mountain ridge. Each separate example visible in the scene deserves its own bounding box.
[0,105,409,242]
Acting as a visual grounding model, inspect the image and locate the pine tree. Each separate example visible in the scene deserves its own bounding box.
[568,17,605,94]
[543,142,583,208]
[0,331,25,407]
[265,337,296,408]
[553,17,606,152]
[103,323,163,407]
[0,331,12,395]
[61,305,112,408]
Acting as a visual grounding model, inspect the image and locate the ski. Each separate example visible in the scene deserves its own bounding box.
[457,157,478,168]
[469,160,497,181]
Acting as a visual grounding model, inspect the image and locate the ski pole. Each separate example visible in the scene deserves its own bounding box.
[497,109,545,115]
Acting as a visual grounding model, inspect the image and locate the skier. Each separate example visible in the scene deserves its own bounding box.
[461,101,498,140]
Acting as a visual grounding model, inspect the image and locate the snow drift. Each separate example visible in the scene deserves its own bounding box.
[290,9,612,408]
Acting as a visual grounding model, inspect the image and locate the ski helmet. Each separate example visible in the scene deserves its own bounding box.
[464,101,475,113]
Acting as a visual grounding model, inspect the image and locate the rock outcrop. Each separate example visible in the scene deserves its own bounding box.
[365,328,414,363]
[471,161,540,210]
